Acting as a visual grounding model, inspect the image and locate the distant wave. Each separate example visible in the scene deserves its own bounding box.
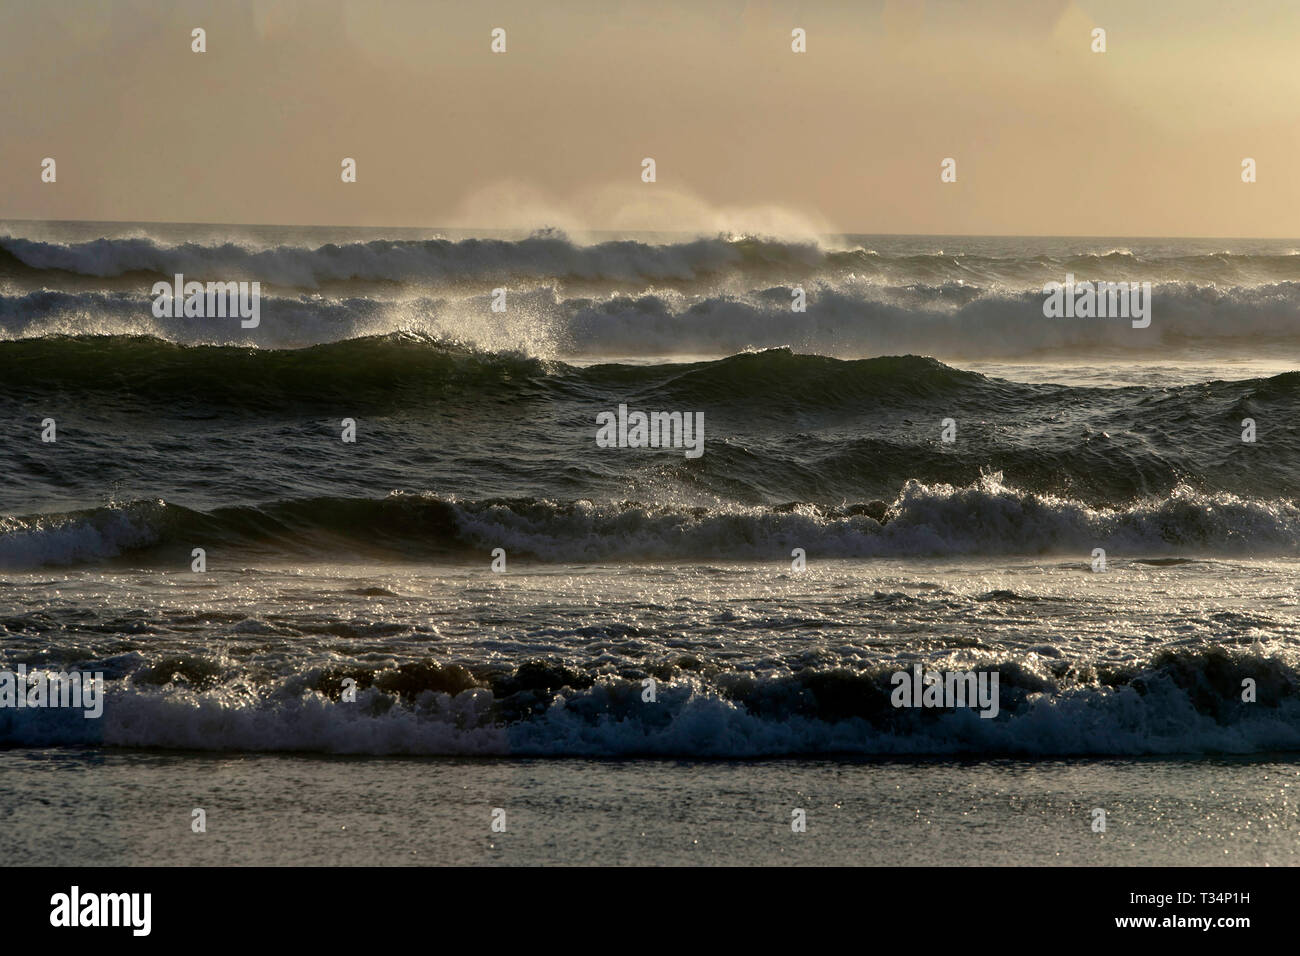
[562,282,1300,357]
[6,232,1300,290]
[0,233,849,287]
[5,280,1300,357]
[3,644,1298,755]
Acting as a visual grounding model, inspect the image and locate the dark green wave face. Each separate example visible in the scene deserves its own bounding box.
[3,332,1300,568]
[2,231,1299,567]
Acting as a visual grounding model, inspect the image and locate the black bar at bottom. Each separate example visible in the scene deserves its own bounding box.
[3,865,1273,941]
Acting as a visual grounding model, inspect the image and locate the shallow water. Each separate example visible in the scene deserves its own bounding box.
[4,749,1296,866]
[2,559,1296,757]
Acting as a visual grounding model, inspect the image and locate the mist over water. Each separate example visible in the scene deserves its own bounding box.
[4,225,1300,365]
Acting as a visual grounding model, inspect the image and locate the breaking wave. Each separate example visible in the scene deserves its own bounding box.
[3,645,1297,756]
[3,477,1299,570]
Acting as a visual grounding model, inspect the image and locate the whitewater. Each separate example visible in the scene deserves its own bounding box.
[1,221,1297,774]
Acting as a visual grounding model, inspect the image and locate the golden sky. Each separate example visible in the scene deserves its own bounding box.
[1,0,1297,236]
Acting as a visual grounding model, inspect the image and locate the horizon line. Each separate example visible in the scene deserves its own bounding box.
[2,217,1298,243]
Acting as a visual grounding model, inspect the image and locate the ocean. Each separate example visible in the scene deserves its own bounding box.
[2,222,1298,865]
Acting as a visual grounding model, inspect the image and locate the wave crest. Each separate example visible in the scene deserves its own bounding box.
[4,477,1298,569]
[4,644,1297,756]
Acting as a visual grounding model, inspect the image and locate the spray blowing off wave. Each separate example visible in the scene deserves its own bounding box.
[0,233,844,288]
[6,282,1300,357]
[6,232,1300,290]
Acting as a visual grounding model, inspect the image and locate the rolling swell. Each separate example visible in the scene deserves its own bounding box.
[3,336,1300,508]
[0,334,1005,407]
[8,331,1299,405]
[0,333,555,407]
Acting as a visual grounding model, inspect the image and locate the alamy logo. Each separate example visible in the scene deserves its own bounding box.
[595,405,704,459]
[151,273,260,328]
[50,887,151,936]
[890,664,999,719]
[0,665,103,718]
[1042,273,1151,328]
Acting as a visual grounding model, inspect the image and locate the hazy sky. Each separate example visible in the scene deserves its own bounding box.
[2,0,1297,237]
